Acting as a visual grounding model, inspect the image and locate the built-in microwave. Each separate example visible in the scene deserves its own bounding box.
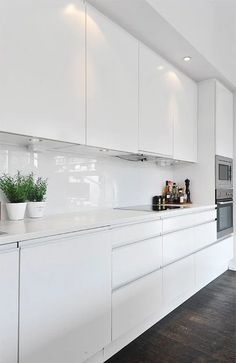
[215,155,233,190]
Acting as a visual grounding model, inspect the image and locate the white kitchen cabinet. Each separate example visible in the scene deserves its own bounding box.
[19,230,111,363]
[163,209,216,233]
[112,269,162,340]
[112,235,162,288]
[0,0,85,144]
[163,227,195,265]
[111,219,162,248]
[0,244,19,363]
[86,5,139,152]
[173,71,198,162]
[195,236,233,289]
[215,81,234,158]
[194,221,217,250]
[139,44,174,157]
[163,255,195,307]
[139,43,197,161]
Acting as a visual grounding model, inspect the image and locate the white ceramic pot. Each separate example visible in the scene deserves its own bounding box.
[27,202,46,218]
[6,202,27,221]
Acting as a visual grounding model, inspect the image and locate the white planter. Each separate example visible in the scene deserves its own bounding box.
[27,202,46,218]
[6,202,27,221]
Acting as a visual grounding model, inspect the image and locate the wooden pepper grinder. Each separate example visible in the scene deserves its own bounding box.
[185,179,191,203]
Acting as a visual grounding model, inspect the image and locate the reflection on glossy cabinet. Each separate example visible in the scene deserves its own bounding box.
[0,245,19,363]
[139,44,174,157]
[173,72,197,162]
[112,269,162,341]
[163,255,195,307]
[195,236,233,289]
[0,0,86,143]
[19,230,111,363]
[215,81,233,158]
[86,5,139,152]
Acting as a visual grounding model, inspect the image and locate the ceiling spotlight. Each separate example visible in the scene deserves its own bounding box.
[183,56,192,62]
[28,138,42,143]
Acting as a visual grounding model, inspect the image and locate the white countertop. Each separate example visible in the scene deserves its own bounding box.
[0,204,216,246]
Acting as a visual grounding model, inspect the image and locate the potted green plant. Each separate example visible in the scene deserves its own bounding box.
[0,171,28,220]
[26,173,48,218]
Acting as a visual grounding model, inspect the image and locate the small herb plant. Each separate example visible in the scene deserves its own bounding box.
[26,173,48,202]
[0,171,28,203]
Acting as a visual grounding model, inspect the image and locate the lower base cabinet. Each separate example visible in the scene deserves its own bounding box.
[112,269,162,340]
[0,244,19,363]
[163,255,195,308]
[19,230,111,363]
[195,236,233,289]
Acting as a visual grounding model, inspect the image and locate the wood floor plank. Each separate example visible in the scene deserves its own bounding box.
[106,270,236,363]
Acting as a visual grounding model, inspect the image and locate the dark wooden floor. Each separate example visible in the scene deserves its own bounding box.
[107,270,236,363]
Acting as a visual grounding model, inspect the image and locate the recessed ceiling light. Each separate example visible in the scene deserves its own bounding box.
[183,56,192,62]
[28,138,42,143]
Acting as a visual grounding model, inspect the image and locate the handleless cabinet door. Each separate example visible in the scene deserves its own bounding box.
[0,244,19,363]
[86,5,139,152]
[173,72,197,162]
[112,269,162,340]
[195,236,233,289]
[215,81,234,158]
[19,230,111,363]
[0,0,85,143]
[139,43,174,157]
[163,255,195,309]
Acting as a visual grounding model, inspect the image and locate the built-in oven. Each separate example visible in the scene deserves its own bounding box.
[215,155,233,189]
[215,189,233,238]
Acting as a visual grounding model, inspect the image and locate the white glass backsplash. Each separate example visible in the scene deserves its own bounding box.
[0,144,173,219]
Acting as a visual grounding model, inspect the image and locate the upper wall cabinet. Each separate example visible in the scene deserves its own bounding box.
[139,44,174,157]
[86,5,139,153]
[215,81,233,158]
[173,70,197,162]
[0,0,86,144]
[139,43,197,162]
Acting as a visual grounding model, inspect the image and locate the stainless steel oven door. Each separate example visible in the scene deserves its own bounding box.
[217,200,233,238]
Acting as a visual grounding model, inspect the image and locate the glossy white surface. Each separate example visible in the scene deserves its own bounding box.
[139,43,174,157]
[0,244,18,363]
[173,69,197,162]
[0,205,216,246]
[112,235,162,289]
[195,236,233,289]
[139,43,197,162]
[112,269,162,341]
[163,255,195,306]
[86,5,138,152]
[111,219,162,248]
[215,81,234,158]
[0,0,86,144]
[19,229,111,363]
[0,143,173,219]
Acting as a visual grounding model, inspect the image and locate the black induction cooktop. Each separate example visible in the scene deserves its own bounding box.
[118,205,182,212]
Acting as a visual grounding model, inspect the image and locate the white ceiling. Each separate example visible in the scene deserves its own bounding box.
[87,0,236,90]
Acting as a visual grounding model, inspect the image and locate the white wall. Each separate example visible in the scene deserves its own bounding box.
[0,143,173,219]
[147,0,236,88]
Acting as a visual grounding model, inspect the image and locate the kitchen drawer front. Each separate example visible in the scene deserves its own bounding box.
[194,221,217,250]
[112,269,162,340]
[111,219,162,247]
[163,228,195,265]
[196,209,216,225]
[163,255,195,306]
[163,209,216,233]
[195,236,233,289]
[112,236,162,289]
